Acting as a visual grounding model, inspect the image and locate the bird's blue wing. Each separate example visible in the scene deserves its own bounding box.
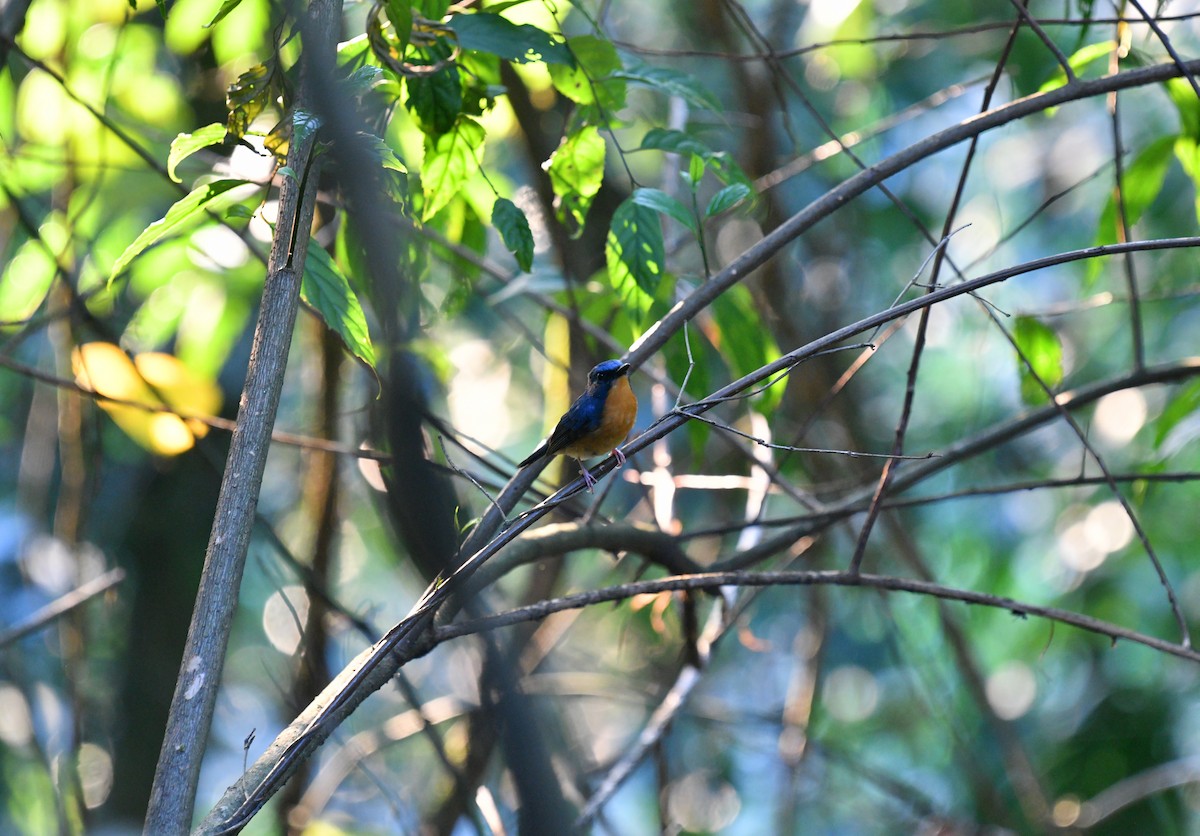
[541,392,604,458]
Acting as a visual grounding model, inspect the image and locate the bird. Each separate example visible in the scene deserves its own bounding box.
[518,360,637,491]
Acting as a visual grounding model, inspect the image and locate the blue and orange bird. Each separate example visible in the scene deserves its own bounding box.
[519,360,637,491]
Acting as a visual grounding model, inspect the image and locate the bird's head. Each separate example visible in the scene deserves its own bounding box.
[588,360,631,385]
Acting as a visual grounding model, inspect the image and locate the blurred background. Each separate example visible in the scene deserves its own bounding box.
[3,0,1200,833]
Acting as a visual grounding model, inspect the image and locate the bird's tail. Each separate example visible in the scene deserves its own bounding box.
[518,443,548,468]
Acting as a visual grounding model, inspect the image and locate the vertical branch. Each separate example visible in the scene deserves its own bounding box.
[1108,22,1145,369]
[142,1,342,832]
[279,321,341,832]
[847,15,1024,574]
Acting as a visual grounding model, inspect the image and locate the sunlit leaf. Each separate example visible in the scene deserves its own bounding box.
[206,0,245,28]
[548,35,625,110]
[359,133,406,173]
[1088,135,1176,285]
[492,198,534,271]
[606,195,664,316]
[167,123,226,183]
[0,239,56,329]
[1174,136,1200,224]
[1110,134,1174,226]
[545,125,605,233]
[73,343,222,457]
[421,116,485,220]
[1038,40,1117,96]
[1166,77,1200,141]
[225,61,277,138]
[632,187,697,235]
[1154,378,1200,449]
[1013,316,1063,405]
[109,179,252,285]
[448,12,571,64]
[705,183,753,217]
[301,245,377,372]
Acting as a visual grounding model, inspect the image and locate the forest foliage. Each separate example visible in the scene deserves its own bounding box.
[3,0,1200,833]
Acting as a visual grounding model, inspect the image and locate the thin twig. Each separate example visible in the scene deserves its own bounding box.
[0,569,126,649]
[673,408,936,460]
[432,570,1200,664]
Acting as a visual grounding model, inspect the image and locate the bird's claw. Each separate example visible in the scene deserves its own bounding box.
[579,463,597,493]
[613,446,626,465]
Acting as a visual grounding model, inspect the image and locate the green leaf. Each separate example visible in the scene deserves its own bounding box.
[545,125,606,233]
[1013,316,1063,405]
[705,183,753,217]
[417,0,450,17]
[706,151,754,189]
[384,0,413,54]
[448,12,572,65]
[639,130,752,189]
[640,128,712,157]
[301,244,378,372]
[345,65,385,98]
[422,116,485,220]
[712,284,782,412]
[292,108,322,148]
[1088,135,1176,285]
[0,239,56,328]
[606,195,665,315]
[632,187,697,235]
[359,133,407,173]
[206,0,245,28]
[109,179,251,285]
[406,63,463,136]
[1175,136,1200,224]
[616,60,722,112]
[1167,77,1200,141]
[167,123,226,183]
[1154,379,1200,449]
[1111,134,1174,225]
[548,36,625,111]
[687,153,706,186]
[492,198,534,272]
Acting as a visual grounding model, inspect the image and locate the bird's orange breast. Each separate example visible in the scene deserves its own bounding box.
[561,376,637,459]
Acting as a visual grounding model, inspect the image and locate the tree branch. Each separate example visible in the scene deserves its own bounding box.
[142,1,342,832]
[628,59,1200,365]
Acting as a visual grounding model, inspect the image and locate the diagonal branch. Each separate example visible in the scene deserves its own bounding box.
[196,236,1200,832]
[628,58,1200,365]
[435,571,1200,665]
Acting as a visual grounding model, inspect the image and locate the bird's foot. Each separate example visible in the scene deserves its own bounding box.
[579,462,597,493]
[613,446,626,465]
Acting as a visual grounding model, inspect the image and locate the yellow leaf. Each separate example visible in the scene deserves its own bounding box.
[72,342,222,456]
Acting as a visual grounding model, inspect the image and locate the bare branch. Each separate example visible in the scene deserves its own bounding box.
[0,568,125,649]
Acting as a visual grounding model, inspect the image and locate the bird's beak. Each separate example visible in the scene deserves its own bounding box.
[617,363,631,375]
